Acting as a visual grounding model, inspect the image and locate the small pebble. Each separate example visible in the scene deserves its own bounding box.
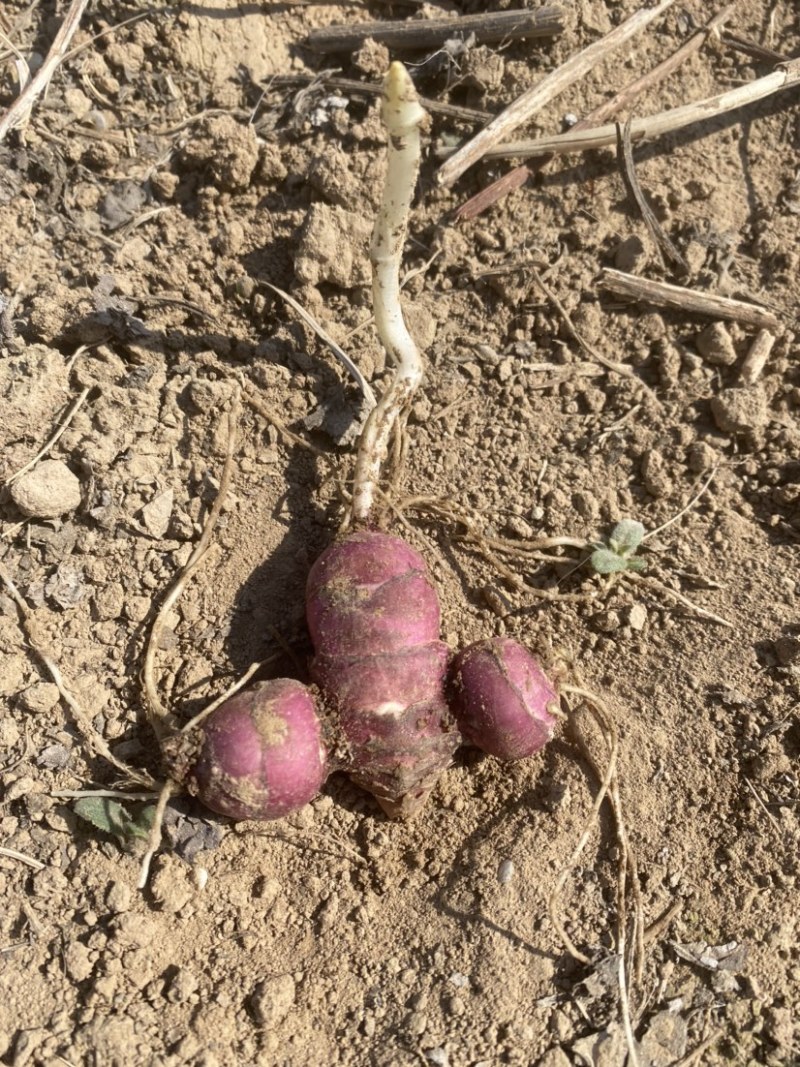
[18,682,61,715]
[406,1011,428,1035]
[686,441,719,473]
[106,880,132,914]
[696,321,737,366]
[628,603,648,631]
[140,488,174,538]
[538,1049,572,1067]
[444,995,466,1016]
[504,515,534,540]
[593,609,622,633]
[497,859,515,884]
[251,974,296,1027]
[36,743,71,769]
[774,636,800,666]
[9,460,81,518]
[425,1048,449,1066]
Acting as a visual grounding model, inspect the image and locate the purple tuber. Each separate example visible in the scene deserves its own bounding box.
[449,637,558,761]
[306,530,459,815]
[178,679,329,820]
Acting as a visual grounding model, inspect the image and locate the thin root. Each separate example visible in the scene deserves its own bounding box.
[0,845,46,871]
[642,466,718,543]
[628,572,734,628]
[137,779,178,890]
[179,659,276,735]
[547,686,619,965]
[396,495,593,602]
[246,390,350,508]
[552,683,645,1067]
[4,353,92,487]
[531,268,662,406]
[142,385,241,733]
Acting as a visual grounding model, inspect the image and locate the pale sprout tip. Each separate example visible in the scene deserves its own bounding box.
[382,61,425,132]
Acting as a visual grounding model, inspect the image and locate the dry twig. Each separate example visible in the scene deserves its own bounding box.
[0,845,46,871]
[136,780,178,890]
[455,3,734,219]
[627,572,734,628]
[266,283,376,408]
[436,0,676,188]
[267,73,492,125]
[531,269,663,404]
[0,0,90,143]
[554,684,644,1066]
[0,561,156,788]
[720,30,789,65]
[467,57,800,162]
[598,268,780,331]
[617,118,689,273]
[306,7,565,53]
[642,467,717,542]
[142,386,241,734]
[739,328,776,384]
[4,358,91,486]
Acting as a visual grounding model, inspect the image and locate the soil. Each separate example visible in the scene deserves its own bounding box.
[0,2,798,1066]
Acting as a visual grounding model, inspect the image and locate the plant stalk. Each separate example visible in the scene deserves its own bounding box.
[351,62,426,527]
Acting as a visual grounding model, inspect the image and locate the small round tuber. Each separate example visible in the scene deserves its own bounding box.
[449,638,558,761]
[177,679,328,820]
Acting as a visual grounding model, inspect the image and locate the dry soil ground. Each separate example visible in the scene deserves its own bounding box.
[0,1,798,1065]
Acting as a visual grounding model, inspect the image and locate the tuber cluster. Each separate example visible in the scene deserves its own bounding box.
[179,532,558,822]
[169,64,559,823]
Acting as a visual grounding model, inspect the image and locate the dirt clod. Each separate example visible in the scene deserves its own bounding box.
[294,203,372,288]
[710,386,769,434]
[696,321,738,366]
[252,973,296,1028]
[9,461,81,518]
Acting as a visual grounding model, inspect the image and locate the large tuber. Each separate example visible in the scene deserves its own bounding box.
[307,530,459,815]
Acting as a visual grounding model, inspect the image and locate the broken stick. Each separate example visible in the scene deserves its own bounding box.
[435,0,676,188]
[455,3,734,219]
[598,269,781,332]
[739,329,776,384]
[462,57,800,161]
[269,73,493,125]
[616,117,688,274]
[0,0,90,143]
[306,7,565,54]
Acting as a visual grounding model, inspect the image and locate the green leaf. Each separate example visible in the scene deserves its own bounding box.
[74,797,129,837]
[624,557,647,573]
[126,805,156,842]
[608,519,645,554]
[590,548,631,574]
[73,798,156,845]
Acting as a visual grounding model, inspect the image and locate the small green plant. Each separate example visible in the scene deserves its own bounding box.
[590,519,647,575]
[74,796,155,848]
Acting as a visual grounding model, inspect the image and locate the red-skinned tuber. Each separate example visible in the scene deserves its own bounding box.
[179,679,329,821]
[449,637,558,761]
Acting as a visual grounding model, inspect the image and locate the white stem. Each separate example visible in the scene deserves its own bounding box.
[351,63,426,526]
